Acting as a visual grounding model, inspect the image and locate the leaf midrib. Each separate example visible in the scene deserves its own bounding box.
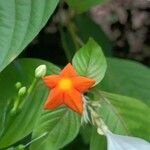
[98,91,131,135]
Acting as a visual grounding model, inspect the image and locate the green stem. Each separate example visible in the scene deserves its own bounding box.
[59,27,73,61]
[67,22,79,50]
[24,132,48,148]
[11,96,21,114]
[27,78,38,94]
[11,78,38,113]
[0,101,10,137]
[67,22,84,50]
[18,78,38,109]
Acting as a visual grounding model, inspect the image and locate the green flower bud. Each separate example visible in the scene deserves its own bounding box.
[35,64,47,78]
[16,145,24,150]
[15,82,22,89]
[18,87,26,96]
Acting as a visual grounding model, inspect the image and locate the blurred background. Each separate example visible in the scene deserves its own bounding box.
[21,0,150,67]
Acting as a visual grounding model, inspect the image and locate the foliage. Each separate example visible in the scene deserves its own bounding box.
[0,0,149,150]
[0,0,59,73]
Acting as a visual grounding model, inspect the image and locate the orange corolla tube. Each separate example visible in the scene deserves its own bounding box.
[42,63,95,114]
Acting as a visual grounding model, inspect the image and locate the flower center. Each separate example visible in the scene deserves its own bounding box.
[59,78,72,90]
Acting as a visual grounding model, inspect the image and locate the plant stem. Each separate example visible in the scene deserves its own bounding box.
[67,22,84,49]
[27,78,38,94]
[11,96,21,114]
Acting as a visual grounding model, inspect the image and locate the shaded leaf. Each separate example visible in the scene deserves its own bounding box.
[100,58,150,105]
[66,0,106,13]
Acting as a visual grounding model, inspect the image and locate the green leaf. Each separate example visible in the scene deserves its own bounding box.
[90,128,106,150]
[66,0,106,13]
[72,38,107,85]
[90,91,150,150]
[99,58,150,105]
[30,107,81,150]
[0,58,60,148]
[0,0,59,72]
[79,125,92,145]
[93,91,150,140]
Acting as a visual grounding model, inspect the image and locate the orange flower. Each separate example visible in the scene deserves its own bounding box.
[42,63,95,114]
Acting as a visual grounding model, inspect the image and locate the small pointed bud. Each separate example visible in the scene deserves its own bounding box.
[35,64,47,78]
[101,124,109,134]
[97,128,104,135]
[91,101,101,108]
[16,145,24,150]
[15,82,22,89]
[18,87,26,96]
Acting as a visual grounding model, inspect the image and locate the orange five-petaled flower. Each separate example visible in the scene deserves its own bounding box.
[42,63,95,114]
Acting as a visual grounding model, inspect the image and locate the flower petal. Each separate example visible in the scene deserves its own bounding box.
[106,132,150,150]
[72,76,95,92]
[44,88,63,110]
[42,75,60,89]
[60,63,77,77]
[64,89,83,114]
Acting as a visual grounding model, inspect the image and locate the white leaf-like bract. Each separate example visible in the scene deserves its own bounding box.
[107,133,150,150]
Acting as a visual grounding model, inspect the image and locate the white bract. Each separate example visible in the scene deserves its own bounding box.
[106,132,150,150]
